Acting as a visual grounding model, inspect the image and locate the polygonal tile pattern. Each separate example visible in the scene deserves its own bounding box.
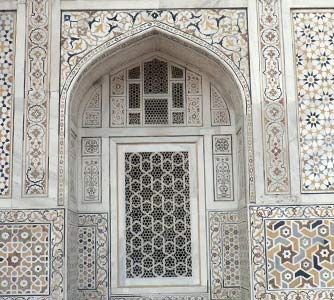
[293,11,334,192]
[250,205,334,300]
[0,224,50,295]
[0,209,64,299]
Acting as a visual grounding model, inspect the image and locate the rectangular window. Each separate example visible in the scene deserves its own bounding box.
[110,137,207,294]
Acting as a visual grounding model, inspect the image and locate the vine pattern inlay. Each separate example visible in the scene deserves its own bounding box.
[258,0,290,194]
[23,0,50,196]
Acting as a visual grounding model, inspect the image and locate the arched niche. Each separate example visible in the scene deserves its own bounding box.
[62,28,253,207]
[64,28,251,296]
[69,34,246,126]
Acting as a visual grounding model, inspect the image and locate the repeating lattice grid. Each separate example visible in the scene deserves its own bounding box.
[143,58,169,94]
[144,98,169,125]
[124,151,192,279]
[128,83,141,109]
[109,57,203,127]
[172,82,185,108]
[78,226,96,290]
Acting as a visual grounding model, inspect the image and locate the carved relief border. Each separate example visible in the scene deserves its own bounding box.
[0,12,15,198]
[258,0,291,194]
[109,296,209,300]
[23,0,50,196]
[67,209,79,300]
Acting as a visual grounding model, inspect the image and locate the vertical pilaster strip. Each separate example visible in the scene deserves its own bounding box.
[23,0,50,196]
[258,0,290,194]
[0,12,16,197]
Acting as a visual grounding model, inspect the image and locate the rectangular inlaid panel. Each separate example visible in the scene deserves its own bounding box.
[67,210,78,300]
[81,137,102,203]
[212,135,234,201]
[78,226,96,290]
[23,0,50,196]
[209,211,240,299]
[78,213,108,300]
[221,223,240,287]
[0,209,64,299]
[0,224,50,295]
[82,157,101,202]
[258,0,290,194]
[293,11,334,192]
[124,151,192,279]
[266,219,334,290]
[110,97,125,127]
[250,205,334,300]
[0,12,15,197]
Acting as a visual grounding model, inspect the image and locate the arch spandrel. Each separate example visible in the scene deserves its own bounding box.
[59,22,254,204]
[61,9,249,88]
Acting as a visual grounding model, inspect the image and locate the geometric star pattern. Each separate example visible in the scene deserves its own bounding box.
[250,205,334,300]
[0,209,65,300]
[293,11,334,192]
[266,219,334,289]
[0,224,50,295]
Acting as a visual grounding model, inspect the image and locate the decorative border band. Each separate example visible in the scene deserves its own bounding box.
[23,0,50,196]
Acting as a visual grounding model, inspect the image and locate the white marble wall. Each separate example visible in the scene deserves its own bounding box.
[1,0,332,209]
[0,0,331,208]
[1,1,334,300]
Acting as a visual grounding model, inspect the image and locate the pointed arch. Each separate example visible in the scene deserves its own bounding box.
[58,23,255,204]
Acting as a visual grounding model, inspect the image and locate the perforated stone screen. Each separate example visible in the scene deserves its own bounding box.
[124,151,192,279]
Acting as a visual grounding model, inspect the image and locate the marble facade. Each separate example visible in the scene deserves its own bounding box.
[1,0,334,300]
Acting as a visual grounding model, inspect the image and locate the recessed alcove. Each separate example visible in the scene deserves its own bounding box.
[66,32,249,299]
